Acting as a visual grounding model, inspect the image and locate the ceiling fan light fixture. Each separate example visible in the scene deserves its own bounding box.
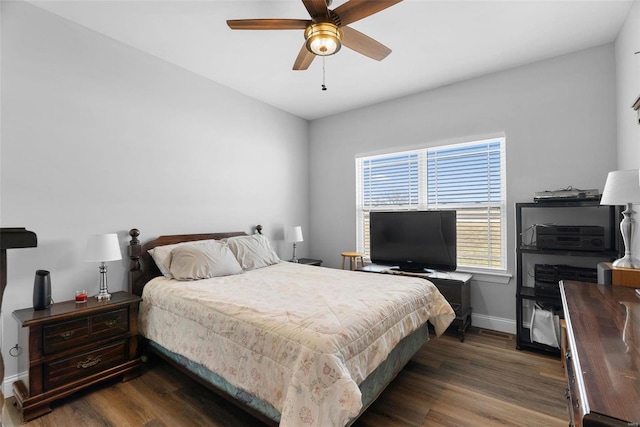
[305,22,342,56]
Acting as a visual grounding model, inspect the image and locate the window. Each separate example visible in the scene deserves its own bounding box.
[356,137,506,271]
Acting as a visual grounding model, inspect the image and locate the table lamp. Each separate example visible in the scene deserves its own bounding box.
[285,226,303,263]
[601,169,640,268]
[85,233,122,300]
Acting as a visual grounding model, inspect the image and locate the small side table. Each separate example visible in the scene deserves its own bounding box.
[294,258,323,266]
[341,252,364,270]
[12,291,143,422]
[358,265,472,341]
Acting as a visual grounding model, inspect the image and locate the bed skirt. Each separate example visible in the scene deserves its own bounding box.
[146,321,431,426]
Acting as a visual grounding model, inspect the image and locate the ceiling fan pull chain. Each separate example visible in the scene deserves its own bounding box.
[322,56,327,91]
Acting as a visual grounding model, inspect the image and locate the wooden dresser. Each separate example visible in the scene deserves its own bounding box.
[560,281,640,426]
[12,292,142,421]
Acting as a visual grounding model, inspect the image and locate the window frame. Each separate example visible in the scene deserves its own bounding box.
[355,137,507,273]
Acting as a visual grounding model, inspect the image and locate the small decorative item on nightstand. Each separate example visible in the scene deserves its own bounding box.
[75,289,88,303]
[285,226,303,263]
[33,270,51,310]
[84,233,122,301]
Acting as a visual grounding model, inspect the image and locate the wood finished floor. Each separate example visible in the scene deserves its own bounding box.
[3,327,569,427]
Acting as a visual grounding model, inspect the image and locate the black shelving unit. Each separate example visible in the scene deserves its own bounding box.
[515,200,621,354]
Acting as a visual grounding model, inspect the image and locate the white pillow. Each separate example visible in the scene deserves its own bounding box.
[148,239,218,279]
[226,234,280,270]
[169,240,242,280]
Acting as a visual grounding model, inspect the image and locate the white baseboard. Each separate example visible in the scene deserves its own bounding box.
[3,372,26,398]
[471,313,516,335]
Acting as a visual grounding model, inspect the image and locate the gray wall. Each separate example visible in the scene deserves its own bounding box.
[1,1,309,381]
[615,0,640,277]
[615,0,640,170]
[308,44,618,332]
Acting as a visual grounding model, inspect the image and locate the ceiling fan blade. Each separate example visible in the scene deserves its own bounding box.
[227,19,310,30]
[341,26,391,61]
[293,43,316,70]
[333,0,402,26]
[302,0,330,21]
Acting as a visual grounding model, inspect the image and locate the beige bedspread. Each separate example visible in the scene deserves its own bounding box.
[139,262,454,426]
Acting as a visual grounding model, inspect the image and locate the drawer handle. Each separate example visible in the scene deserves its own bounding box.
[60,330,74,340]
[104,320,117,328]
[77,355,102,369]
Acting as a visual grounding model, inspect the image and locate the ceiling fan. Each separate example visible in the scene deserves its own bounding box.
[227,0,403,70]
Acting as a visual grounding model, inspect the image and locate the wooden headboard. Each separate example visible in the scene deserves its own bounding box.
[127,225,262,296]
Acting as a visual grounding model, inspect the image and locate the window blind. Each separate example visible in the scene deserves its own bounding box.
[356,138,506,270]
[362,152,420,209]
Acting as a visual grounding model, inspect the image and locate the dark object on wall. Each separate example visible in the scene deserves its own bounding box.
[0,227,38,410]
[33,270,51,310]
[0,227,38,308]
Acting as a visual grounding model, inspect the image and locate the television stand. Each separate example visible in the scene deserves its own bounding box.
[359,265,472,341]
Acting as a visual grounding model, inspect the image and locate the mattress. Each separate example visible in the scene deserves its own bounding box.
[139,262,455,427]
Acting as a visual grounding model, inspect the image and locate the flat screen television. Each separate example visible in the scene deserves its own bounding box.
[370,210,457,273]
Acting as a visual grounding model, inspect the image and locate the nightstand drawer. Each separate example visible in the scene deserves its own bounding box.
[43,318,89,354]
[44,340,127,391]
[90,308,128,339]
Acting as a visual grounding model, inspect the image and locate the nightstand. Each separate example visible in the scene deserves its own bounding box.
[12,291,143,422]
[295,258,323,266]
[358,265,472,341]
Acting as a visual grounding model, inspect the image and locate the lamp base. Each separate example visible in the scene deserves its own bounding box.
[96,290,111,301]
[612,256,640,269]
[96,262,111,301]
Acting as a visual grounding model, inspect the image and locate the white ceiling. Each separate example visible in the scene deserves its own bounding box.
[28,0,634,120]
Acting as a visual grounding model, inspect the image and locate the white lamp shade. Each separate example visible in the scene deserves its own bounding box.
[84,233,122,262]
[601,169,640,205]
[285,226,303,243]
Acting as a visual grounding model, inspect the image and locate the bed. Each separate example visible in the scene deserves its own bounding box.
[127,226,455,427]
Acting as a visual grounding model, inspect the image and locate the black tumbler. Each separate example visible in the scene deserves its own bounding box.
[33,270,51,310]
